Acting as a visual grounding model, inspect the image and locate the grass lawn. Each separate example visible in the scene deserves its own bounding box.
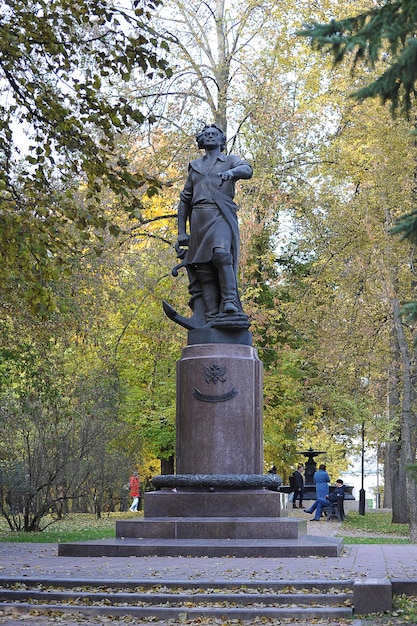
[341,510,410,543]
[0,509,411,544]
[0,511,142,543]
[343,536,410,544]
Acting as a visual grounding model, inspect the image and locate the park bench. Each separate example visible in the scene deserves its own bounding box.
[323,495,345,522]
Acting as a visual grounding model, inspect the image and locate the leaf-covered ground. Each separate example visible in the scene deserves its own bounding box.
[0,613,412,625]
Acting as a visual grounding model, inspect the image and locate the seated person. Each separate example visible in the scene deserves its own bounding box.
[304,479,346,521]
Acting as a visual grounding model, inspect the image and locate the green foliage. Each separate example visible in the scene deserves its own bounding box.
[0,0,171,311]
[262,350,306,480]
[391,209,417,252]
[0,358,128,530]
[113,245,183,465]
[298,1,417,333]
[0,462,34,531]
[0,276,136,530]
[298,0,417,116]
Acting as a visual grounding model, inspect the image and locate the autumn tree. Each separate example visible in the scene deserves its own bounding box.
[0,0,170,311]
[133,0,274,140]
[284,90,417,531]
[0,313,130,529]
[293,0,417,535]
[299,0,417,288]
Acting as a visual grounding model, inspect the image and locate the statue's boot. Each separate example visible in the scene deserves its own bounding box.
[196,268,220,322]
[212,249,239,314]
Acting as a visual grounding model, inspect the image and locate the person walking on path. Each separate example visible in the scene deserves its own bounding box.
[292,465,305,509]
[129,471,141,512]
[304,478,346,521]
[314,463,331,499]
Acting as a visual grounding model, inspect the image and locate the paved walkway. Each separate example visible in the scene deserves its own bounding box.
[0,526,416,626]
[2,510,414,583]
[1,539,417,582]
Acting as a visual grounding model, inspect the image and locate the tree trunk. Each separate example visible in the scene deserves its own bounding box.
[214,0,228,134]
[384,441,396,509]
[384,344,401,511]
[161,456,175,475]
[392,297,417,536]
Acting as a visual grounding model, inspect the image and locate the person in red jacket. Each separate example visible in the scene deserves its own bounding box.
[129,471,141,512]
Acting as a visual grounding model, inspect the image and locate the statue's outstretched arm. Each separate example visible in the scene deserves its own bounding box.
[217,163,253,181]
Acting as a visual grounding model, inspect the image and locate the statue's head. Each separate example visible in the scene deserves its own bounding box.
[196,123,226,151]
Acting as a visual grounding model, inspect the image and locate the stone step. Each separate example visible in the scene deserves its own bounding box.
[116,515,306,539]
[0,578,354,621]
[0,602,353,621]
[57,535,343,558]
[0,589,353,607]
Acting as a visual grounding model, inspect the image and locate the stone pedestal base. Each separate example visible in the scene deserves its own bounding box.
[143,489,280,518]
[114,487,300,544]
[58,340,343,557]
[101,488,342,557]
[116,490,301,541]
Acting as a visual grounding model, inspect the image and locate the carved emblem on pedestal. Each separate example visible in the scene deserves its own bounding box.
[193,364,237,403]
[204,364,226,384]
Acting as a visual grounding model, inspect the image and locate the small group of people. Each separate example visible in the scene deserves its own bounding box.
[289,463,346,520]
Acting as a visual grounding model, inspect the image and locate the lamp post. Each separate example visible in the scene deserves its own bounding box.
[376,439,380,509]
[359,420,366,515]
[358,377,369,516]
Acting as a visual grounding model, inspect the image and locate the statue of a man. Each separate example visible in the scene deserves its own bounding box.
[165,124,252,329]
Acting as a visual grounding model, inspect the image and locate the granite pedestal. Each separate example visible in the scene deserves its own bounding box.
[176,343,262,474]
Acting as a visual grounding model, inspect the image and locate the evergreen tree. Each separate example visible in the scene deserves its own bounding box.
[298,1,417,117]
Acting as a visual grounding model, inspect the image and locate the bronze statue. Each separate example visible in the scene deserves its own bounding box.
[163,124,252,330]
